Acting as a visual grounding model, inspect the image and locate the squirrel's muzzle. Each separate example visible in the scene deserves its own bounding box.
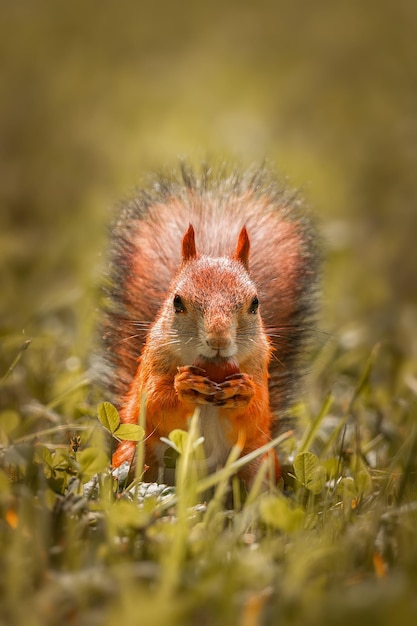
[205,332,232,352]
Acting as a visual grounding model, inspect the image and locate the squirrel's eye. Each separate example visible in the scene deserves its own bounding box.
[173,294,186,313]
[248,296,259,314]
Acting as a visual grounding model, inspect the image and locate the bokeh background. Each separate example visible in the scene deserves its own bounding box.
[1,0,416,388]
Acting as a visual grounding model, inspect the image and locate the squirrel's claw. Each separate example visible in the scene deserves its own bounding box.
[177,365,207,376]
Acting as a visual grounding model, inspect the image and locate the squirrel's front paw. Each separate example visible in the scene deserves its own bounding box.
[175,366,220,405]
[214,373,255,408]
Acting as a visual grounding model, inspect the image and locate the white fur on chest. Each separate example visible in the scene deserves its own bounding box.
[198,405,233,473]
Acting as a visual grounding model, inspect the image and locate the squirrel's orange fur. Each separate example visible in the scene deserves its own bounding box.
[100,165,318,485]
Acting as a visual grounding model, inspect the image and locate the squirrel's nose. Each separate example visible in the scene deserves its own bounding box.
[205,333,232,351]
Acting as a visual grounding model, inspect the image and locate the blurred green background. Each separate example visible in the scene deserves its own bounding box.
[1,0,416,376]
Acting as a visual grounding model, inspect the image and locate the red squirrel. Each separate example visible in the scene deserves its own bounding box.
[101,165,318,485]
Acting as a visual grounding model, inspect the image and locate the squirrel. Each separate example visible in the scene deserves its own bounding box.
[100,164,319,486]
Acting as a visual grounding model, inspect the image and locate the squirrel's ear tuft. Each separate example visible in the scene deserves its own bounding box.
[182,224,197,262]
[235,226,250,270]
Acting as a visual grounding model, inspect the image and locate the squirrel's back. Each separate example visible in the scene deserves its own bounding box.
[101,164,319,422]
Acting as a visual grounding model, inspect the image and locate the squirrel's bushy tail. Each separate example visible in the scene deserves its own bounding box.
[99,163,319,419]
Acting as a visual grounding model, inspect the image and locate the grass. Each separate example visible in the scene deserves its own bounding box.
[1,2,416,623]
[1,325,417,626]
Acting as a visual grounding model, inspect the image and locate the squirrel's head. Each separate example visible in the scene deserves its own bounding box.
[162,224,269,368]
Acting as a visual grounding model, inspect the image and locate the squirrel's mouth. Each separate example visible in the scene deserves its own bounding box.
[197,345,238,361]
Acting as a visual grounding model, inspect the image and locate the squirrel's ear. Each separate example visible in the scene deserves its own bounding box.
[235,226,250,270]
[182,224,197,262]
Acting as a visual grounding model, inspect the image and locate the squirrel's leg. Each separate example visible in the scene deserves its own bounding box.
[238,449,281,487]
[112,440,136,470]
